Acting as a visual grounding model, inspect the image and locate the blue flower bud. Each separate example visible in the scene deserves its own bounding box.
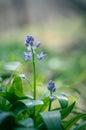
[36,42,41,48]
[24,52,32,60]
[47,80,56,92]
[37,52,45,61]
[24,35,34,46]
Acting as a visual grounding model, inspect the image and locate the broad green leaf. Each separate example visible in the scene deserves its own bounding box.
[0,91,19,103]
[54,94,68,109]
[11,101,27,115]
[7,84,14,93]
[40,111,63,130]
[11,99,43,115]
[24,94,33,100]
[0,96,10,111]
[35,96,50,126]
[0,91,33,104]
[64,113,86,130]
[73,121,86,130]
[19,99,43,107]
[18,118,34,128]
[0,111,15,130]
[61,101,75,119]
[12,76,23,97]
[7,76,23,97]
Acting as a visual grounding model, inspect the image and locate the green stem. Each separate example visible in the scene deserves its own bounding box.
[48,91,52,111]
[31,47,36,124]
[31,48,36,100]
[48,100,52,111]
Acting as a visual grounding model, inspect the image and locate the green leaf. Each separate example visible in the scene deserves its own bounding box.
[11,99,43,115]
[64,113,86,130]
[54,94,68,109]
[18,118,34,128]
[35,95,50,125]
[61,101,75,119]
[73,121,86,130]
[0,111,15,130]
[7,76,23,97]
[0,91,19,103]
[11,101,27,115]
[40,111,63,130]
[19,99,43,107]
[0,96,10,111]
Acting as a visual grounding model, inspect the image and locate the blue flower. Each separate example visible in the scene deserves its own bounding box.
[37,52,45,61]
[24,35,46,62]
[24,35,34,46]
[24,52,32,60]
[48,80,56,92]
[36,42,41,48]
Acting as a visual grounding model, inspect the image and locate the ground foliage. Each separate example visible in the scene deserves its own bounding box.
[0,36,86,130]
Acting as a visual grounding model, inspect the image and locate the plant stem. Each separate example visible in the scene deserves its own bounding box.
[48,100,52,111]
[31,48,36,100]
[48,91,52,111]
[31,48,36,124]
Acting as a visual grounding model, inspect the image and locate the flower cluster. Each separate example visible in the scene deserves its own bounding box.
[24,35,34,46]
[24,35,45,61]
[48,80,56,92]
[47,80,56,100]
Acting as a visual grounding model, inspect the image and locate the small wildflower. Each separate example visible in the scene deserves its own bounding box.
[37,52,45,61]
[24,35,34,46]
[24,35,46,62]
[19,74,26,79]
[24,52,32,60]
[48,80,56,92]
[36,42,41,48]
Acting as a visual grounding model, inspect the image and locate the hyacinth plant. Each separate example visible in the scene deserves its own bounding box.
[0,35,86,130]
[24,35,45,101]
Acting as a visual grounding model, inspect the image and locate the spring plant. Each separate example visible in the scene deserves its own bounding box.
[0,35,86,130]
